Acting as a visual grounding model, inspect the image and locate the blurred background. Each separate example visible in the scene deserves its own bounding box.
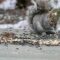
[0,0,59,30]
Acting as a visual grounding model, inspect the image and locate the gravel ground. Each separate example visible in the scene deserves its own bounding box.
[0,44,60,60]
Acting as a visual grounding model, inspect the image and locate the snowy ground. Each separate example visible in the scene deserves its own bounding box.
[0,0,16,10]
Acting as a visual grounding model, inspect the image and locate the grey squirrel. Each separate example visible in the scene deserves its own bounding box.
[28,0,58,34]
